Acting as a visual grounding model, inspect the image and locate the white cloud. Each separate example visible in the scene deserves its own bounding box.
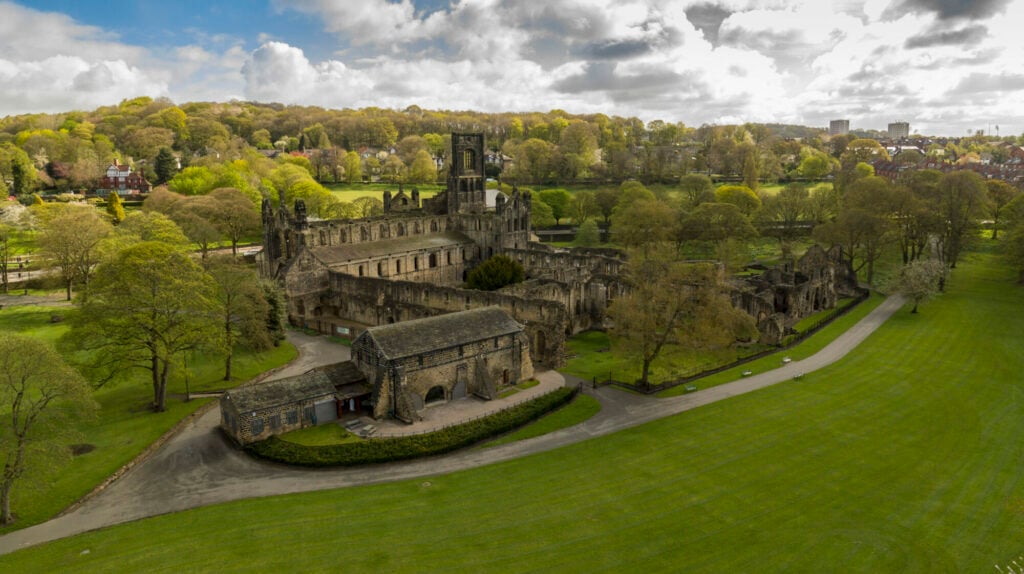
[1,0,1022,136]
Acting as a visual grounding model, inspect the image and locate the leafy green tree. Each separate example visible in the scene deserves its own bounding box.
[594,188,619,227]
[607,257,757,387]
[0,334,97,525]
[756,183,808,241]
[530,196,556,229]
[569,190,598,224]
[0,143,36,195]
[612,198,676,255]
[714,185,761,216]
[205,256,272,381]
[408,149,437,184]
[168,166,217,196]
[113,211,191,250]
[679,202,758,246]
[154,147,177,185]
[814,207,891,285]
[0,224,11,294]
[382,155,406,183]
[39,207,112,300]
[797,153,833,179]
[466,255,525,291]
[205,188,261,255]
[678,174,715,208]
[986,179,1018,240]
[348,196,381,218]
[69,241,220,412]
[538,189,571,224]
[937,171,989,268]
[343,151,362,184]
[575,219,600,247]
[105,192,125,224]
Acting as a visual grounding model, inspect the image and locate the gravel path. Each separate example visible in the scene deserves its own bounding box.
[0,294,904,556]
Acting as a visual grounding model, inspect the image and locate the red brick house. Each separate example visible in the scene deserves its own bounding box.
[97,159,151,196]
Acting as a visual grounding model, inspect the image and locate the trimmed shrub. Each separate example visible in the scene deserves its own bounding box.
[246,387,576,467]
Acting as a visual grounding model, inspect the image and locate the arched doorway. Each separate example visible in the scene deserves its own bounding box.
[425,385,446,404]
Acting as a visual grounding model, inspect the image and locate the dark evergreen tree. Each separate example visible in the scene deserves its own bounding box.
[154,147,177,185]
[466,255,525,291]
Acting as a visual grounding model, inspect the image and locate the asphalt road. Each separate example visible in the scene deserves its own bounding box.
[0,295,904,556]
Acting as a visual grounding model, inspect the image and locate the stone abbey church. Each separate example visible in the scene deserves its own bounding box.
[262,133,628,368]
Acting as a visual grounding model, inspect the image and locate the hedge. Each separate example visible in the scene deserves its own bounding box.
[245,387,577,467]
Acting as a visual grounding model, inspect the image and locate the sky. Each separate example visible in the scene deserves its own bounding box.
[2,0,1023,136]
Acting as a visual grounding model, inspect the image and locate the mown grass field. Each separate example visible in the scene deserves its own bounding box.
[0,304,297,534]
[2,247,1022,571]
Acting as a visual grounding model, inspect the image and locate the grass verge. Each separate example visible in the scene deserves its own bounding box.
[483,394,601,447]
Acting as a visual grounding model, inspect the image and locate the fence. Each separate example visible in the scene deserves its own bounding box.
[369,382,582,438]
[594,289,871,395]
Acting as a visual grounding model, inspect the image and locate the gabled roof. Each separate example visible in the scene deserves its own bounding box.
[224,372,335,413]
[310,231,473,265]
[224,360,368,412]
[359,307,523,360]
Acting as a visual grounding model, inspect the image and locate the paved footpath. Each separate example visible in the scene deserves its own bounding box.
[0,295,904,556]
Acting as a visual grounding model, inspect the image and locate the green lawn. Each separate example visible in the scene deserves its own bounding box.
[325,182,444,202]
[483,394,601,447]
[4,248,1024,572]
[0,305,297,534]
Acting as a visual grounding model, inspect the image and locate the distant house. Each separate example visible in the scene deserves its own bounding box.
[96,159,151,196]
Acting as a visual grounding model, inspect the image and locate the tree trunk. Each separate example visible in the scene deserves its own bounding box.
[151,353,163,412]
[0,480,12,525]
[224,352,232,382]
[911,301,919,313]
[640,357,652,388]
[66,279,72,301]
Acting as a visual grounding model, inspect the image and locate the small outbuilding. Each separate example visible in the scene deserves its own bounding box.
[220,361,370,445]
[352,306,534,422]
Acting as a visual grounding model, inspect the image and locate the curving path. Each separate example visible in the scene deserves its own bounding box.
[0,295,905,556]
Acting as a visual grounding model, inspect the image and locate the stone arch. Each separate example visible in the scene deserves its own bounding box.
[360,226,369,241]
[430,220,438,232]
[379,224,387,239]
[425,385,446,404]
[398,223,406,236]
[535,330,546,359]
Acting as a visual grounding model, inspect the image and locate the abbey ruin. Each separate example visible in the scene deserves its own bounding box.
[261,133,859,373]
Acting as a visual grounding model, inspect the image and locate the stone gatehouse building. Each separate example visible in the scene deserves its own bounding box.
[353,307,533,421]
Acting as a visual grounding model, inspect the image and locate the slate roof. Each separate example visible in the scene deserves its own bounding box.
[311,231,473,266]
[224,360,369,413]
[361,307,523,360]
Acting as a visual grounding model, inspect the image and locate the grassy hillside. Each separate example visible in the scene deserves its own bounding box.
[2,247,1023,572]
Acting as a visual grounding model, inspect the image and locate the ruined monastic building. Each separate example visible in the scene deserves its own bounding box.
[262,133,627,368]
[731,245,861,343]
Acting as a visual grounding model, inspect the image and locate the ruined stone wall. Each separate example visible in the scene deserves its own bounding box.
[328,244,473,287]
[730,244,860,344]
[299,213,454,248]
[318,273,568,368]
